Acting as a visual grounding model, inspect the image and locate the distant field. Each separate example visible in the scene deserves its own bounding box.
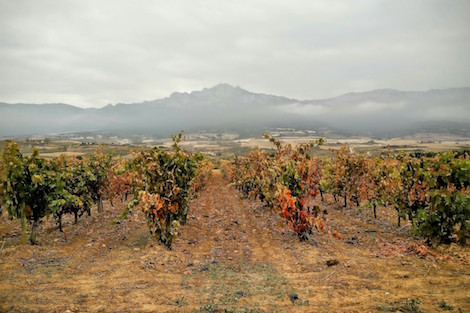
[1,134,469,160]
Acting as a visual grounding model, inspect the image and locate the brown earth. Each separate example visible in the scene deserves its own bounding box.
[0,170,469,312]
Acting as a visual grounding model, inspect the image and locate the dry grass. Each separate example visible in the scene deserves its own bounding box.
[0,171,469,312]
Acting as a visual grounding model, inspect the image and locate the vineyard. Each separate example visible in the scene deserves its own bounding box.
[0,133,212,249]
[226,135,470,245]
[0,134,469,312]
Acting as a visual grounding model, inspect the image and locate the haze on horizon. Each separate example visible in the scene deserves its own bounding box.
[1,0,470,108]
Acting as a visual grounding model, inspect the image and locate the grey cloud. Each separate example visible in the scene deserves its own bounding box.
[1,0,469,108]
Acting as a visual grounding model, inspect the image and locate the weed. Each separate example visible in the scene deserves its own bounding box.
[439,300,454,311]
[173,296,189,307]
[378,298,422,313]
[195,303,219,313]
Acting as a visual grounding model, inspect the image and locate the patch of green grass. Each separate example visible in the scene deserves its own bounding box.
[193,304,267,313]
[224,309,267,313]
[439,300,454,311]
[209,263,230,280]
[194,261,289,309]
[173,296,189,307]
[20,255,69,274]
[194,303,219,313]
[378,298,423,313]
[293,299,310,306]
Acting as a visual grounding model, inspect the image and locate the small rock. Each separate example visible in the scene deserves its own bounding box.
[187,262,194,267]
[289,293,299,303]
[326,259,339,267]
[133,248,140,251]
[211,259,218,264]
[345,236,359,245]
[234,290,244,297]
[199,265,209,271]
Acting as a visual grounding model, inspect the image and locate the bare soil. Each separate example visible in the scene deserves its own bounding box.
[1,170,469,312]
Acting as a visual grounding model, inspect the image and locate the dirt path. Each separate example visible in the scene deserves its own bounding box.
[1,170,469,312]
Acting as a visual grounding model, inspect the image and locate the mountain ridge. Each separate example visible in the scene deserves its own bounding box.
[3,84,469,109]
[1,84,469,137]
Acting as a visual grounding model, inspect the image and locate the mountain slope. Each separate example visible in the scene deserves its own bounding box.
[0,84,469,137]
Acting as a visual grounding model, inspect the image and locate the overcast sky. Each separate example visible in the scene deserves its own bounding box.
[1,0,469,108]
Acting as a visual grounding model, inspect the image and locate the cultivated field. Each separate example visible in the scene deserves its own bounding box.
[1,170,469,312]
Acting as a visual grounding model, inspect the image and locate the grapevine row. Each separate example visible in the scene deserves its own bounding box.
[0,134,211,248]
[225,134,340,241]
[225,135,470,245]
